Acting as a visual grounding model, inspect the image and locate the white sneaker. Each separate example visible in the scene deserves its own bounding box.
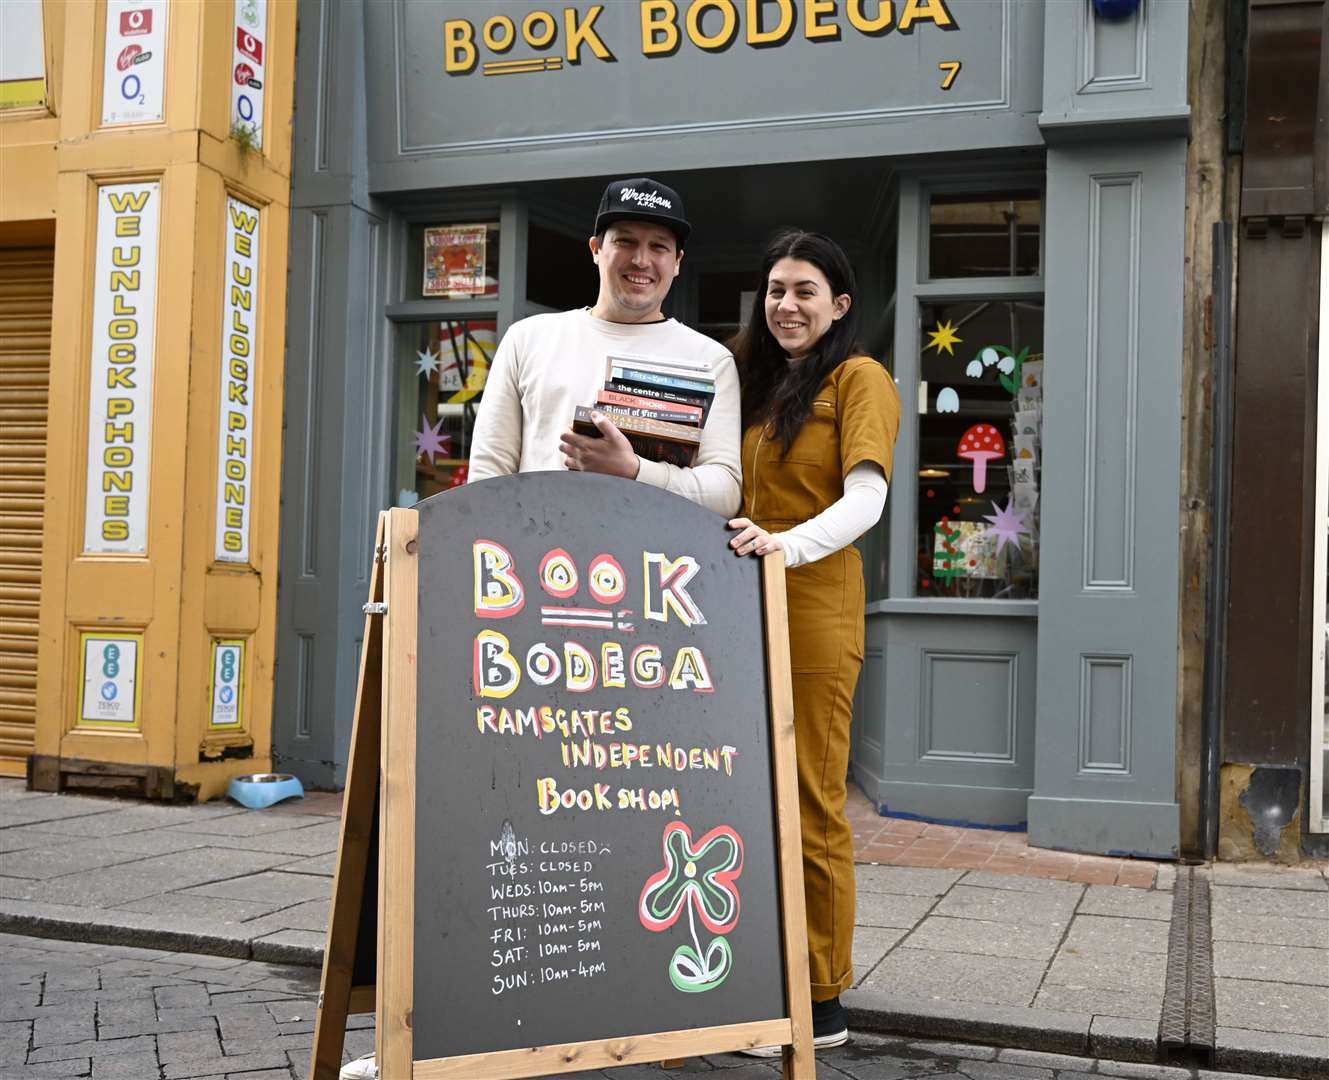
[339,1053,377,1079]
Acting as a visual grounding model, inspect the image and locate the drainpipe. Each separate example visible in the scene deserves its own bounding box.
[1200,221,1235,859]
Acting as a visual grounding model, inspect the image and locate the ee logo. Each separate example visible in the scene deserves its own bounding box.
[102,643,121,679]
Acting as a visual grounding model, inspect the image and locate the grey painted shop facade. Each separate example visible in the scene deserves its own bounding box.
[276,0,1191,858]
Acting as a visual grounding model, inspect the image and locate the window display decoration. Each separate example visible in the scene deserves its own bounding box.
[935,387,960,413]
[925,318,963,355]
[415,346,442,378]
[414,414,452,466]
[423,224,489,297]
[963,343,1028,395]
[981,498,1032,554]
[957,423,1005,493]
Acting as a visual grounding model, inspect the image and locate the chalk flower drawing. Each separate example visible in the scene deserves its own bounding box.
[639,821,743,993]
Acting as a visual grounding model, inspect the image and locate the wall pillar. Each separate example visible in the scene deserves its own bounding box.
[30,0,296,800]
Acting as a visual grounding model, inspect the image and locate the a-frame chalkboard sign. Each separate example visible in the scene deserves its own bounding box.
[312,475,813,1079]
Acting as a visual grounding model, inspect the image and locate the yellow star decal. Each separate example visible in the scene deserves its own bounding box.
[926,319,963,356]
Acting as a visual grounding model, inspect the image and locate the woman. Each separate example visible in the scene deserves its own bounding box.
[727,231,900,1051]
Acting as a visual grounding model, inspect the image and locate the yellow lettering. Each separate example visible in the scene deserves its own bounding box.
[111,246,141,268]
[104,494,130,516]
[226,459,246,481]
[804,0,840,39]
[109,270,140,292]
[686,0,737,49]
[565,5,613,63]
[897,0,953,30]
[234,234,252,258]
[230,285,253,311]
[226,434,247,456]
[231,262,252,287]
[523,9,557,46]
[231,311,250,336]
[225,507,244,526]
[107,367,135,389]
[483,14,515,50]
[103,471,131,492]
[445,19,477,73]
[112,294,137,316]
[747,0,794,44]
[641,0,680,54]
[225,482,246,505]
[104,446,132,468]
[107,398,133,418]
[229,333,250,358]
[847,0,892,32]
[114,216,141,237]
[228,382,248,404]
[102,520,130,541]
[107,189,150,213]
[104,421,133,443]
[228,412,247,432]
[228,202,259,235]
[229,357,249,381]
[224,533,243,552]
[108,318,137,340]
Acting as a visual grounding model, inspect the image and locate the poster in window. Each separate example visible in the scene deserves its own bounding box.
[423,225,488,298]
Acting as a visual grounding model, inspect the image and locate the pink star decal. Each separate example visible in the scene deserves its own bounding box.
[982,498,1032,554]
[413,415,451,465]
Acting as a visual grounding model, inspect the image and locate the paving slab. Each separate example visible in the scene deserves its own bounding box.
[1087,1017,1157,1063]
[1210,884,1329,921]
[1043,950,1166,994]
[0,839,163,881]
[178,870,332,907]
[1075,886,1172,922]
[1057,915,1169,956]
[859,949,1045,1007]
[1211,909,1329,948]
[1214,976,1329,1037]
[23,802,244,837]
[851,925,907,982]
[932,886,1077,929]
[201,820,343,857]
[855,891,938,929]
[903,916,1062,961]
[1210,864,1329,891]
[115,891,287,923]
[281,852,338,876]
[1031,985,1161,1022]
[957,872,1084,897]
[0,823,74,854]
[1213,939,1329,986]
[855,866,966,897]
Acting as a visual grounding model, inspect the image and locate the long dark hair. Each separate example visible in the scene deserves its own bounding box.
[732,230,863,456]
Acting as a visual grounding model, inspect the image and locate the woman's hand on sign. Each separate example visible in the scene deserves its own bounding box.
[559,412,641,479]
[727,517,784,558]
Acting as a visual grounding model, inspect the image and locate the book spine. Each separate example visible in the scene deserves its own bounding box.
[596,390,702,421]
[612,366,715,394]
[603,379,710,411]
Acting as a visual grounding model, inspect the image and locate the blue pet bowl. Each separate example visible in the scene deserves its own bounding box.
[227,772,305,809]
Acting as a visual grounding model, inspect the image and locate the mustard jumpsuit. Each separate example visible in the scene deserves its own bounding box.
[740,356,900,1000]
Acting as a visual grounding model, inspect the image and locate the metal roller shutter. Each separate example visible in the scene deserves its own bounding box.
[0,247,53,777]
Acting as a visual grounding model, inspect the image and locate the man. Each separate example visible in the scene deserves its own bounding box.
[466,176,740,515]
[337,179,738,1080]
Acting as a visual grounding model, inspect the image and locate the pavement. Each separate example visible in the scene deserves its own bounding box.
[1,779,1327,1080]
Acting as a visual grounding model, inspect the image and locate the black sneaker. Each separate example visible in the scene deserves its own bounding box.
[740,996,851,1056]
[812,996,849,1049]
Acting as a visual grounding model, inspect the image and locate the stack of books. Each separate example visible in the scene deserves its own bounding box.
[572,353,716,467]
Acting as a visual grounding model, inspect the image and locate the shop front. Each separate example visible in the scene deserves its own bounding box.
[279,0,1194,857]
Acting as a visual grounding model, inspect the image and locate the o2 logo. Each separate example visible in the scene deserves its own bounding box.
[121,72,146,105]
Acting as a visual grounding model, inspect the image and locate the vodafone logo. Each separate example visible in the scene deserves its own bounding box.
[119,8,152,36]
[236,29,263,65]
[234,62,255,86]
[117,45,142,71]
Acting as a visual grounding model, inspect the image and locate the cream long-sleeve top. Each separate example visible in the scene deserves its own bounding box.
[467,308,742,517]
[773,462,888,568]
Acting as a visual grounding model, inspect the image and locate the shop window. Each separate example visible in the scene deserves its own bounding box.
[393,320,496,504]
[527,223,596,311]
[928,191,1040,279]
[916,299,1044,599]
[696,269,763,344]
[405,221,500,301]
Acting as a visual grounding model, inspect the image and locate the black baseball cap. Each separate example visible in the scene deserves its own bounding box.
[594,177,691,247]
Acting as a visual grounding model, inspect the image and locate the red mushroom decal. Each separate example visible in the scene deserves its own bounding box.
[957,423,1005,493]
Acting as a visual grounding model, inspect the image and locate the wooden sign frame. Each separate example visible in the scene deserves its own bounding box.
[313,507,813,1079]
